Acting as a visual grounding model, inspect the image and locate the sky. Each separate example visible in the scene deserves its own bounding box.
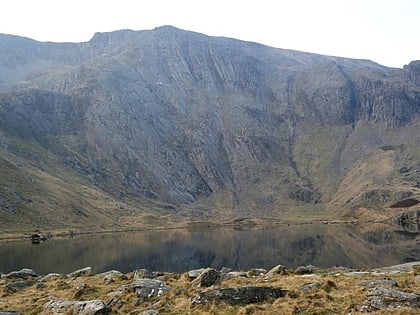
[1,0,419,68]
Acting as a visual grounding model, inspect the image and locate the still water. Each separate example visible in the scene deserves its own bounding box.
[0,223,418,275]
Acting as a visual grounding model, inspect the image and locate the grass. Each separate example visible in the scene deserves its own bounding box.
[1,265,419,314]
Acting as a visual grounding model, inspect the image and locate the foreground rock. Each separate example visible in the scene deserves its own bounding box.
[192,286,288,305]
[128,279,171,298]
[356,287,420,312]
[68,266,92,278]
[191,268,220,287]
[4,268,37,280]
[43,298,110,315]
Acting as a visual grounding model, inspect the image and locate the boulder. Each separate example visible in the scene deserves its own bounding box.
[68,267,92,278]
[268,265,287,275]
[295,265,315,275]
[133,269,164,279]
[192,286,288,305]
[97,270,126,283]
[31,234,41,244]
[191,268,220,287]
[355,287,420,312]
[43,299,111,315]
[6,280,35,292]
[356,279,398,288]
[246,268,267,277]
[129,279,171,298]
[188,268,205,279]
[223,271,248,280]
[40,273,66,282]
[5,268,37,279]
[301,282,322,292]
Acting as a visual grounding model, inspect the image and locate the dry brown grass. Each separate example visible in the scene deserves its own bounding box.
[1,267,419,314]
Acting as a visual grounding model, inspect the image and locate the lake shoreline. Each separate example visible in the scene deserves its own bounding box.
[0,216,385,242]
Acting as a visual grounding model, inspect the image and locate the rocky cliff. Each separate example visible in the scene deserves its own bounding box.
[0,26,419,230]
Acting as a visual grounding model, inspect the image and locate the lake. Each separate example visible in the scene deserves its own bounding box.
[0,223,418,275]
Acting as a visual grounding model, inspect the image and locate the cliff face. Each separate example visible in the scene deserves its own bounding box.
[0,26,419,228]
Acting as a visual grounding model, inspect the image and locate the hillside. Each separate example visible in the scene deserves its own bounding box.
[0,26,419,231]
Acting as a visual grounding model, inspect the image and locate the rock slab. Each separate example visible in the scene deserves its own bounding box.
[5,268,37,279]
[356,287,420,312]
[192,286,288,305]
[130,279,171,298]
[43,299,110,315]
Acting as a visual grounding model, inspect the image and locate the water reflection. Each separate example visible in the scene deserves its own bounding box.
[0,223,418,275]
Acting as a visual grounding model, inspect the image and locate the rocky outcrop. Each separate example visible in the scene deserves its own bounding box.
[4,268,37,280]
[68,267,92,278]
[191,286,288,305]
[128,279,171,298]
[191,268,221,287]
[43,299,111,315]
[355,287,420,312]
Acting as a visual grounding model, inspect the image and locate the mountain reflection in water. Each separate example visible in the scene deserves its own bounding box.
[0,224,418,274]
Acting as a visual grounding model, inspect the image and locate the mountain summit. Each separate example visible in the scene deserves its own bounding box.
[0,26,419,231]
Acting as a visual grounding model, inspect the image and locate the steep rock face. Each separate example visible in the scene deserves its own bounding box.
[353,67,420,127]
[0,26,419,227]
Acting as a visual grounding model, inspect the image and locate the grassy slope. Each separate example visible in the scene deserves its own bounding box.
[292,119,420,216]
[0,134,179,234]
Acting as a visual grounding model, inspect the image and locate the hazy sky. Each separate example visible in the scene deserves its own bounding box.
[1,0,419,68]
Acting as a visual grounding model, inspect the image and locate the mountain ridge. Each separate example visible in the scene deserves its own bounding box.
[0,26,419,231]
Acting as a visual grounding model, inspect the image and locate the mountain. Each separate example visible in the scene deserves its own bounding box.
[0,26,419,232]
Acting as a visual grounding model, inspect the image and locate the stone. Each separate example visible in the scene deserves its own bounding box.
[40,273,66,282]
[5,280,34,292]
[138,310,159,315]
[345,271,371,277]
[295,265,315,275]
[191,268,220,287]
[356,279,398,288]
[188,268,205,279]
[247,268,267,277]
[301,282,322,292]
[97,270,123,278]
[133,269,164,279]
[43,299,111,315]
[30,234,47,244]
[5,268,37,279]
[268,265,287,275]
[0,312,20,315]
[192,286,288,305]
[355,287,420,312]
[97,270,126,283]
[68,266,92,278]
[130,279,171,298]
[220,267,233,274]
[223,271,248,280]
